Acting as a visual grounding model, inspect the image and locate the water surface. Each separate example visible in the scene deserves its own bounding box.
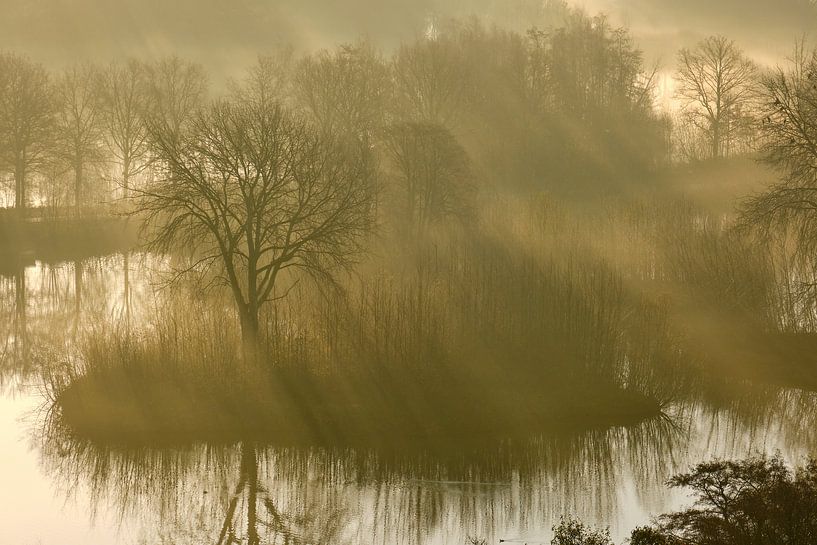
[2,256,815,544]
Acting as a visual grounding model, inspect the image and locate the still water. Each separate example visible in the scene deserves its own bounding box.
[1,255,815,544]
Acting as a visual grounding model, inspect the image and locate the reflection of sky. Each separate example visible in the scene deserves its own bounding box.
[0,254,164,392]
[0,392,123,545]
[13,256,156,336]
[578,0,817,64]
[19,399,817,544]
[0,256,161,544]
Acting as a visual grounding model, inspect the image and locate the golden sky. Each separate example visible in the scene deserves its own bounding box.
[0,0,814,75]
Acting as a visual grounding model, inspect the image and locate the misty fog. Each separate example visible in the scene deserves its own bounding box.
[2,1,817,544]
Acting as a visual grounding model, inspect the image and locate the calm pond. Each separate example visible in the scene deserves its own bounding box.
[2,255,815,545]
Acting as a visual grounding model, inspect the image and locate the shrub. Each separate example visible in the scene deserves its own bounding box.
[632,453,817,545]
[551,516,613,545]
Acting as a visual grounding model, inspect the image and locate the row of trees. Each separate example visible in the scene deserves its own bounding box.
[222,11,670,197]
[672,35,817,165]
[0,55,208,209]
[1,8,674,215]
[9,10,797,353]
[675,35,758,161]
[3,16,812,214]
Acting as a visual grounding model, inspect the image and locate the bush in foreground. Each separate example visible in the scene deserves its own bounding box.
[527,454,817,545]
[636,453,817,545]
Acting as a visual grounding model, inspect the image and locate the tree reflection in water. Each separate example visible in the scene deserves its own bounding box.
[32,379,817,544]
[0,254,155,392]
[36,402,692,544]
[4,255,817,543]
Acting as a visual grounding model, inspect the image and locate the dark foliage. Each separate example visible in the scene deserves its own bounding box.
[632,454,817,545]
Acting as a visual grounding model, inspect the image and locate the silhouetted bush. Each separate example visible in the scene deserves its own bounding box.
[545,455,817,545]
[636,453,817,545]
[628,526,674,545]
[552,516,613,545]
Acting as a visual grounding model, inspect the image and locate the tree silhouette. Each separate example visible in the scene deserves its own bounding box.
[741,43,817,257]
[384,122,473,230]
[140,56,208,149]
[53,63,106,210]
[392,35,469,127]
[676,36,757,159]
[98,59,151,199]
[294,42,390,142]
[137,94,374,354]
[231,50,295,111]
[0,52,55,210]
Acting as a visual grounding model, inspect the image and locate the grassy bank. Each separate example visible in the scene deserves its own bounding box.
[0,210,137,270]
[47,172,817,445]
[55,359,661,446]
[50,197,687,445]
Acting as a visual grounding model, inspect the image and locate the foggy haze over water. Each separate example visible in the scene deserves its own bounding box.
[4,0,817,544]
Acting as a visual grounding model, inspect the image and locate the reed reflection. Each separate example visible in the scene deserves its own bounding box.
[36,350,817,544]
[38,395,698,545]
[7,197,817,543]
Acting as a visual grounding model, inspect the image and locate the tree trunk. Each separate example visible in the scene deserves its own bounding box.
[712,121,721,159]
[14,158,26,211]
[74,159,83,211]
[123,156,130,200]
[240,303,260,362]
[123,252,131,328]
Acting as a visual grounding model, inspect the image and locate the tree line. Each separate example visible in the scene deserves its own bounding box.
[2,8,817,349]
[0,56,205,209]
[0,9,675,212]
[2,11,815,211]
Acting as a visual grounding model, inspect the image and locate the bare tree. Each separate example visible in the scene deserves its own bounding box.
[671,112,711,163]
[392,36,469,127]
[383,122,474,230]
[136,96,374,352]
[741,43,817,255]
[0,52,55,209]
[231,49,295,111]
[676,35,757,159]
[140,56,208,148]
[757,42,817,186]
[293,43,387,214]
[98,59,150,199]
[293,42,390,141]
[53,63,106,209]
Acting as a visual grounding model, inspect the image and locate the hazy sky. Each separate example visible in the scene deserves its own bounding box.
[1,0,815,77]
[581,0,817,64]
